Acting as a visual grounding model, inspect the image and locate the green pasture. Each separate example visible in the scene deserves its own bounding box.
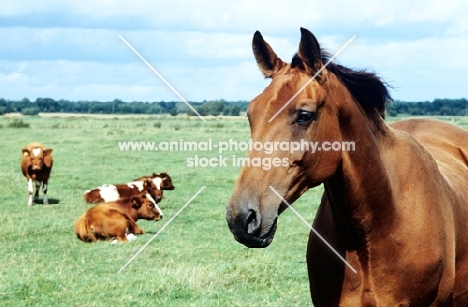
[0,114,320,307]
[1,114,467,307]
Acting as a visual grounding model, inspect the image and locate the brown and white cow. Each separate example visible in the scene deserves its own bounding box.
[74,193,162,243]
[133,172,175,191]
[21,142,53,206]
[83,179,163,211]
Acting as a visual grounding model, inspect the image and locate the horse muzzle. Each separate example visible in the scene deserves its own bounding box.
[226,205,278,248]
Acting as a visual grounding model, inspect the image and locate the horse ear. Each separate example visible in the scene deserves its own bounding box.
[297,28,322,75]
[252,31,284,78]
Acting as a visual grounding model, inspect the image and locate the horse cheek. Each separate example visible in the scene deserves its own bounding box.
[308,150,341,184]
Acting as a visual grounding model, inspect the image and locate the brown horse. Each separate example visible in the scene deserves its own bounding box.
[226,28,468,306]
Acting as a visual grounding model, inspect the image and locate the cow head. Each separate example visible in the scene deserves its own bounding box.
[153,172,175,190]
[142,179,163,203]
[22,146,53,170]
[131,193,162,221]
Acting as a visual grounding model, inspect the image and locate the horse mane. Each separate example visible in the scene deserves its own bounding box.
[292,51,392,124]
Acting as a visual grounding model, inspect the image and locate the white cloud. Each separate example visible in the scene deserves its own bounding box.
[406,0,467,23]
[185,32,251,59]
[445,18,468,37]
[336,36,468,101]
[0,72,29,85]
[1,0,466,33]
[0,58,266,101]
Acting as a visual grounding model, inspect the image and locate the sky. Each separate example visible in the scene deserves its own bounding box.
[1,0,467,103]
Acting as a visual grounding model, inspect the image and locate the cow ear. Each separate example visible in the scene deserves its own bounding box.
[22,148,30,157]
[43,148,53,168]
[253,31,285,78]
[131,196,142,209]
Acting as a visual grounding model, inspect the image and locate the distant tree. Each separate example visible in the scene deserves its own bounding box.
[145,103,160,114]
[195,104,209,116]
[231,105,241,116]
[56,99,72,112]
[36,98,58,112]
[74,101,90,113]
[386,108,397,117]
[3,97,467,117]
[21,107,40,116]
[160,101,175,111]
[0,98,11,114]
[394,102,408,115]
[11,98,32,112]
[130,102,146,114]
[169,107,178,116]
[222,106,232,116]
[207,101,224,116]
[116,102,131,114]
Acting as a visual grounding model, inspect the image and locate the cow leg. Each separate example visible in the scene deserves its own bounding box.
[132,224,145,235]
[42,183,49,205]
[126,221,145,235]
[121,224,142,243]
[110,225,131,243]
[27,179,34,206]
[34,181,41,203]
[115,233,129,242]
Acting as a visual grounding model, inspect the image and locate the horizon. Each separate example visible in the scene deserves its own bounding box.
[2,97,467,104]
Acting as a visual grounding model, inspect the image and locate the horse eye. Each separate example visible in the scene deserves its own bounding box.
[295,110,316,125]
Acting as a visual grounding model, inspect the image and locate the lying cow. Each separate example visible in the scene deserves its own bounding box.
[74,193,162,243]
[84,179,162,205]
[21,142,53,206]
[133,172,175,191]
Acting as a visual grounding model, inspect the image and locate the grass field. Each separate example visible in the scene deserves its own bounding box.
[0,114,322,307]
[1,114,468,307]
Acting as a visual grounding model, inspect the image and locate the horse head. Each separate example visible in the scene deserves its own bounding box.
[226,28,353,248]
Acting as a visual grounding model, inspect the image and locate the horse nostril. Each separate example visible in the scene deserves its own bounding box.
[246,209,261,235]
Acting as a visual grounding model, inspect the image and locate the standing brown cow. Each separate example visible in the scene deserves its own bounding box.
[21,142,53,206]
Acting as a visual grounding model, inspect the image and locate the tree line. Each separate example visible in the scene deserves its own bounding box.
[0,97,467,117]
[0,98,249,116]
[386,98,468,116]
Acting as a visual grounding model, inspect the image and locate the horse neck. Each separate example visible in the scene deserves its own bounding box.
[324,100,396,247]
